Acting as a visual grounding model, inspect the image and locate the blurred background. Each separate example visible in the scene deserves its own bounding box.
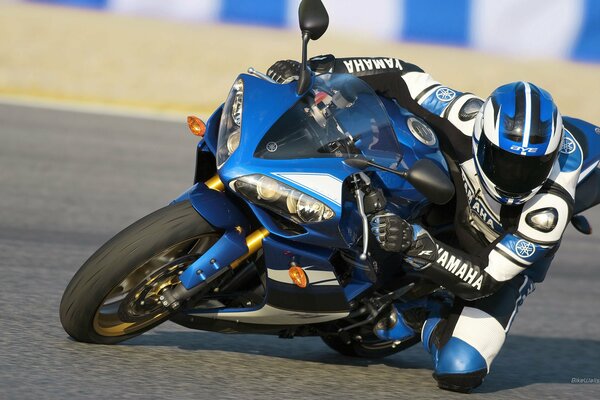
[1,1,600,399]
[1,0,599,120]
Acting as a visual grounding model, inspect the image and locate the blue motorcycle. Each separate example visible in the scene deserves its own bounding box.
[60,0,600,358]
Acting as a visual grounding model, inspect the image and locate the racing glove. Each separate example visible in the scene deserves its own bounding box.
[267,55,336,84]
[370,212,438,268]
[370,212,413,253]
[266,60,301,83]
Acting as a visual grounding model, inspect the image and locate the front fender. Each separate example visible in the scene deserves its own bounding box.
[172,183,249,231]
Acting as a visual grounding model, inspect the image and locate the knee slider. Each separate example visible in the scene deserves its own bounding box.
[433,337,488,392]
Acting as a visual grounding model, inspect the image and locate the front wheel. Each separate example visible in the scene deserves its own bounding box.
[59,201,220,344]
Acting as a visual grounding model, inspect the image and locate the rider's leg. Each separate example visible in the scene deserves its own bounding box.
[422,274,535,393]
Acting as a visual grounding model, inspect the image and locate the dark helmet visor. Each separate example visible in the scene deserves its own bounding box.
[477,135,557,197]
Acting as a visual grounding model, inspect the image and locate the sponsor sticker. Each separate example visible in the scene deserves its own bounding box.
[510,145,538,154]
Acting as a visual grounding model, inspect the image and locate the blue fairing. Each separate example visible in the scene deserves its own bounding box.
[172,183,249,231]
[176,72,450,300]
[380,96,449,215]
[214,74,449,247]
[260,236,350,313]
[202,105,223,154]
[179,229,249,290]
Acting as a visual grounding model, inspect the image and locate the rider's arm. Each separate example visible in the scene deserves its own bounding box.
[308,55,480,162]
[268,55,479,161]
[372,191,573,300]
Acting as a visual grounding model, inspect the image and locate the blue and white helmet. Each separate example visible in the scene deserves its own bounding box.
[473,82,563,205]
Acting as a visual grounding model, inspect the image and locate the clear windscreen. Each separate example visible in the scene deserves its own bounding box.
[254,74,403,168]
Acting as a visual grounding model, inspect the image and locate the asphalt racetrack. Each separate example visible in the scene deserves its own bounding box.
[1,102,599,399]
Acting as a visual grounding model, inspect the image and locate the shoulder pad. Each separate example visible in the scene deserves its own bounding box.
[459,98,484,121]
[518,193,571,244]
[525,207,558,232]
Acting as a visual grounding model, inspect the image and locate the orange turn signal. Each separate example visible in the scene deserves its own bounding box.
[187,116,206,137]
[289,264,308,288]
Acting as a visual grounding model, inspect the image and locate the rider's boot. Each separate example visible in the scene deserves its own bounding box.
[422,300,487,393]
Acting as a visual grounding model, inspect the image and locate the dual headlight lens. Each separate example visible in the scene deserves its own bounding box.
[234,175,335,224]
[217,79,244,167]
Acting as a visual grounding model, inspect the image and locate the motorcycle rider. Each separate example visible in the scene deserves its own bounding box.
[267,56,582,392]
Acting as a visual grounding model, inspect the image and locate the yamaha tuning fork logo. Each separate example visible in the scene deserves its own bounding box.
[560,137,576,154]
[515,239,536,258]
[435,87,456,102]
[266,142,278,152]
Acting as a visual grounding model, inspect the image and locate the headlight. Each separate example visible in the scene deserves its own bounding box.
[226,130,241,154]
[297,194,334,222]
[233,175,335,224]
[217,79,244,167]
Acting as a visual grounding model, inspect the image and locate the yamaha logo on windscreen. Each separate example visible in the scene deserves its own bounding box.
[266,142,278,153]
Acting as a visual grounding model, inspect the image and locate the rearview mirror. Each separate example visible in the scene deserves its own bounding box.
[297,0,329,95]
[406,159,455,205]
[344,157,455,205]
[299,0,329,40]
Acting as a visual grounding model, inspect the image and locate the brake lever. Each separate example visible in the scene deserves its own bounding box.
[352,172,371,261]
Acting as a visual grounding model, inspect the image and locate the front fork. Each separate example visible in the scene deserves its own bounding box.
[161,174,269,309]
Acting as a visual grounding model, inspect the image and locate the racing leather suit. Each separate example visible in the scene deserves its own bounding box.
[281,55,582,391]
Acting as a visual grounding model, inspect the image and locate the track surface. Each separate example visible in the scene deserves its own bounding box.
[1,103,599,399]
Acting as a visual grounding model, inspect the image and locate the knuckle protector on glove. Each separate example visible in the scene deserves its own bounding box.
[369,212,413,252]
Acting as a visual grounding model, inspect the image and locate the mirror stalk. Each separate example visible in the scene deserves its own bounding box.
[297,31,312,95]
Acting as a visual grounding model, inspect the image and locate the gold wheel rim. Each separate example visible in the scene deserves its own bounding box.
[92,234,220,337]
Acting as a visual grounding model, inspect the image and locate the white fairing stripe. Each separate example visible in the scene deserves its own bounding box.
[522,82,532,147]
[518,193,570,243]
[268,268,293,285]
[188,304,348,325]
[312,279,339,286]
[272,173,342,206]
[268,268,339,286]
[484,249,526,282]
[401,71,441,100]
[304,268,339,286]
[451,307,506,371]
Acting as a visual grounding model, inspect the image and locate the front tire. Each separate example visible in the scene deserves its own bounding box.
[60,201,220,344]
